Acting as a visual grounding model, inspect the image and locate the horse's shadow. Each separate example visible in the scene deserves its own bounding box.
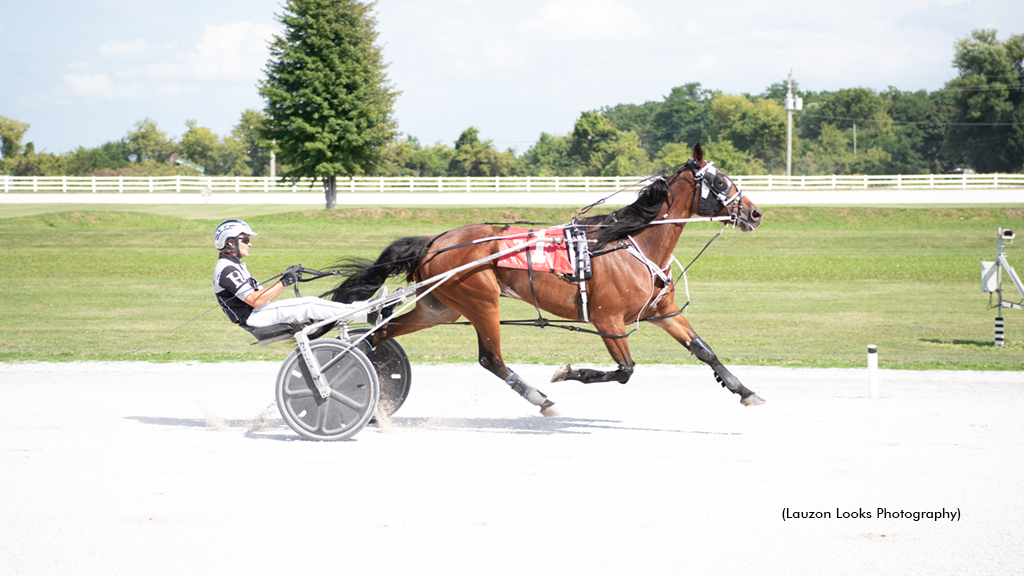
[381,416,740,437]
[125,415,740,441]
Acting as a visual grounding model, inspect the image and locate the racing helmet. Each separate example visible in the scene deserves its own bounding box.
[214,219,257,250]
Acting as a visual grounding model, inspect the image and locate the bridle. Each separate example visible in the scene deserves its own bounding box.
[682,159,744,225]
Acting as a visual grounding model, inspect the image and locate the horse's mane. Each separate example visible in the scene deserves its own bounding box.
[576,176,674,249]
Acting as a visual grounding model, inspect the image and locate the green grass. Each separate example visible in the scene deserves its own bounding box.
[1,204,1022,370]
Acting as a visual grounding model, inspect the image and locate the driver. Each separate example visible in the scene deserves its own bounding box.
[212,219,371,329]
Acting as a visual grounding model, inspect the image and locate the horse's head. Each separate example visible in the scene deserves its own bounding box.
[684,143,762,232]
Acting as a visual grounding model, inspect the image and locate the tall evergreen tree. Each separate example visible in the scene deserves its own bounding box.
[258,0,398,208]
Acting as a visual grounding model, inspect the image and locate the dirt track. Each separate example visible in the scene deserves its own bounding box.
[1,362,1022,575]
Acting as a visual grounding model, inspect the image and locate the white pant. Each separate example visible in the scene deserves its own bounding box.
[246,296,369,328]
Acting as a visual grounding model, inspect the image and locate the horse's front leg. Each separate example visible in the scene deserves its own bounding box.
[653,313,765,406]
[550,318,636,384]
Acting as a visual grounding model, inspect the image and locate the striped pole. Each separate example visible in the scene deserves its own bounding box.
[995,317,1004,347]
[867,345,879,399]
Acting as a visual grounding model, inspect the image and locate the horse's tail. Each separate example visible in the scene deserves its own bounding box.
[323,236,433,303]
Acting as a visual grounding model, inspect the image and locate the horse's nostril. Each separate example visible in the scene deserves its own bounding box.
[752,209,762,220]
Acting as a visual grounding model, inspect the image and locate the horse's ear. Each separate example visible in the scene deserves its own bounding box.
[692,142,704,163]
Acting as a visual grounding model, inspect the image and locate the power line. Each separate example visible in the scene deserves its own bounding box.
[935,83,1024,92]
[804,114,1024,127]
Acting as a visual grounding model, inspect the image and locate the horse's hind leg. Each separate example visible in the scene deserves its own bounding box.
[476,333,560,417]
[654,315,765,406]
[429,273,560,417]
[551,318,635,384]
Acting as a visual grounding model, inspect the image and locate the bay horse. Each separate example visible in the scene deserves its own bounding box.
[326,143,764,417]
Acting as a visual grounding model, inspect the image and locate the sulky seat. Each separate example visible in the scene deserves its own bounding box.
[241,322,302,346]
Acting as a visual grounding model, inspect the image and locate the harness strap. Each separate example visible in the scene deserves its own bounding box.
[523,230,547,324]
[591,242,629,258]
[498,318,635,339]
[391,309,683,340]
[578,278,590,323]
[624,236,674,312]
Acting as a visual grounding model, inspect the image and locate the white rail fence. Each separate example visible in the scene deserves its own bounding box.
[2,173,1024,194]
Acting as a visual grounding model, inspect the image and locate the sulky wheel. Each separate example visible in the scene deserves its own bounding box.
[275,340,379,441]
[349,329,412,417]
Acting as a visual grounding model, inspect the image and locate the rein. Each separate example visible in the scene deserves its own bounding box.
[382,309,685,340]
[132,266,335,354]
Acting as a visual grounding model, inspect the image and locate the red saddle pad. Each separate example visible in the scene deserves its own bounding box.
[496,226,572,274]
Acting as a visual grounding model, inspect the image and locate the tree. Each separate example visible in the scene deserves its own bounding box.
[1005,33,1024,168]
[258,0,398,208]
[214,135,253,176]
[651,83,714,149]
[178,120,218,173]
[703,139,764,175]
[446,127,516,177]
[800,123,853,174]
[381,136,453,176]
[0,115,30,163]
[706,94,786,173]
[598,100,660,157]
[7,142,66,177]
[123,118,174,164]
[517,133,578,176]
[878,87,955,174]
[803,88,891,142]
[568,112,649,176]
[63,141,131,175]
[795,88,894,175]
[652,141,692,170]
[944,29,1023,172]
[232,109,273,176]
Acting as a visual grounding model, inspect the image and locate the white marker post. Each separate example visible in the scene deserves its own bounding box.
[867,345,879,399]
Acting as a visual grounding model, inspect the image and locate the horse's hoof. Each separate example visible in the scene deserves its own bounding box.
[550,364,571,382]
[741,393,765,406]
[540,401,560,418]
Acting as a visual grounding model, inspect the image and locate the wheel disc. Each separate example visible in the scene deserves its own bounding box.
[275,340,379,441]
[350,329,412,417]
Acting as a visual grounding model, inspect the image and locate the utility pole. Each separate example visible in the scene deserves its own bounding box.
[785,71,803,177]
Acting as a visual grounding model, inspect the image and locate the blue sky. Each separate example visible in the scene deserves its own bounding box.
[2,0,1022,155]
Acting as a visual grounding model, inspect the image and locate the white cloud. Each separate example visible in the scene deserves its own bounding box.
[180,22,278,81]
[39,21,278,104]
[63,73,117,99]
[63,72,146,100]
[98,38,153,60]
[520,0,645,42]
